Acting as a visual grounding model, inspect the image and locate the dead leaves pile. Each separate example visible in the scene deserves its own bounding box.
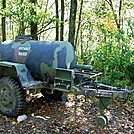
[0,94,133,134]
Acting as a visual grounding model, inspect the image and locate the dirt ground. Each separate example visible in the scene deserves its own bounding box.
[0,94,133,134]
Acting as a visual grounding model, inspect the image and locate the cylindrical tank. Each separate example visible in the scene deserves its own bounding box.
[0,39,76,83]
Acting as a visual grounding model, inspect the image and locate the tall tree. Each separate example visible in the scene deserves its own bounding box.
[2,0,6,41]
[30,0,38,40]
[75,0,83,45]
[55,0,59,40]
[60,0,64,41]
[68,0,77,47]
[19,0,25,35]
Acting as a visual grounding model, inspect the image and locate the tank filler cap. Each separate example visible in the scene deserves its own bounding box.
[15,35,32,42]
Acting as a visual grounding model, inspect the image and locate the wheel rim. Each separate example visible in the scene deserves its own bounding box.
[0,86,15,110]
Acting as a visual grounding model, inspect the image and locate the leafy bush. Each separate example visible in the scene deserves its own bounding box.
[126,62,134,82]
[77,29,133,88]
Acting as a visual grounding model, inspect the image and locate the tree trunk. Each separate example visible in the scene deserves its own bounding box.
[60,0,64,41]
[30,0,38,40]
[55,0,59,40]
[68,0,77,48]
[19,0,25,35]
[2,0,6,41]
[75,0,83,45]
[118,0,123,29]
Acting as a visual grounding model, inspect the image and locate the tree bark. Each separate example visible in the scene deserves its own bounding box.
[60,0,64,41]
[68,0,77,48]
[75,0,83,45]
[118,0,123,29]
[19,0,25,35]
[30,0,38,40]
[55,0,59,40]
[2,0,6,41]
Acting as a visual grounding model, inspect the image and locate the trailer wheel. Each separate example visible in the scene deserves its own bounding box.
[0,77,26,117]
[41,89,63,101]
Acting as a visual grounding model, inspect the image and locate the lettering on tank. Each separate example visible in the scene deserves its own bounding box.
[15,46,31,63]
[18,47,31,56]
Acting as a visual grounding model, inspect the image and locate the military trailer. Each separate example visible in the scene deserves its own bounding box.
[0,35,133,127]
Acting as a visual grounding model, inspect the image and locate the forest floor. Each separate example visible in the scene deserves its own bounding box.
[0,94,133,134]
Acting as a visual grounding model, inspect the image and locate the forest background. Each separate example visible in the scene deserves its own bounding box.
[0,0,134,88]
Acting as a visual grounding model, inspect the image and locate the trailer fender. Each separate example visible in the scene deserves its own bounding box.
[0,61,43,89]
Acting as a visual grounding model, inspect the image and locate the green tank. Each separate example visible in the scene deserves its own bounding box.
[0,36,76,83]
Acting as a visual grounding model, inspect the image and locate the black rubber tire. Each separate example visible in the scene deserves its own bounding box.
[41,89,63,101]
[0,77,26,117]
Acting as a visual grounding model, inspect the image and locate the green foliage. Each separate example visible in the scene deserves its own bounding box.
[78,23,133,87]
[75,0,134,88]
[1,1,55,25]
[91,30,133,87]
[94,1,107,17]
[0,0,59,39]
[126,62,134,82]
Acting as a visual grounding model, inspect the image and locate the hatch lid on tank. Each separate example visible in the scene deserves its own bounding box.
[15,35,33,42]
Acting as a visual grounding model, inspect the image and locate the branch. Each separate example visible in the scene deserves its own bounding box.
[105,0,111,5]
[37,20,53,35]
[45,0,49,13]
[105,0,120,29]
[37,26,56,35]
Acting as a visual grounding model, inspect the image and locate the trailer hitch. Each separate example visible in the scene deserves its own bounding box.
[71,81,134,127]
